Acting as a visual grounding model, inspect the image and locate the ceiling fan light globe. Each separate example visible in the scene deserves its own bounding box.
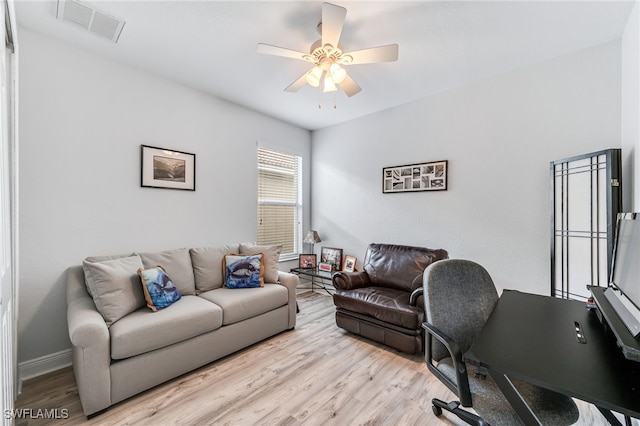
[323,77,337,92]
[306,67,322,87]
[330,64,347,84]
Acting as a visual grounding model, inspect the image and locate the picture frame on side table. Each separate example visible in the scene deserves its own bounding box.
[382,160,447,193]
[298,254,317,269]
[343,255,356,272]
[320,247,343,271]
[141,145,196,191]
[318,262,333,272]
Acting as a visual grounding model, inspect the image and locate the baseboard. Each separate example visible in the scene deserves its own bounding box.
[18,349,72,392]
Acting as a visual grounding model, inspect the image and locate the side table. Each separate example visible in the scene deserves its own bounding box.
[290,267,335,295]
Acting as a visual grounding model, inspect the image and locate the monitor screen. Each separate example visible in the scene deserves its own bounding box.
[610,213,640,310]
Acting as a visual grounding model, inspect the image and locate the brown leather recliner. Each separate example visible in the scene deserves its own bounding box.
[332,243,448,354]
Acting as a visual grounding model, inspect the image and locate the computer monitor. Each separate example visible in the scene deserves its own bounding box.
[610,213,640,308]
[604,212,640,337]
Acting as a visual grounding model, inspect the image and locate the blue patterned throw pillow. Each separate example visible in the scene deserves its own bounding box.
[224,254,264,289]
[137,266,182,311]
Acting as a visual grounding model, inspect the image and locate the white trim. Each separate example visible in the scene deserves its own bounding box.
[17,349,72,392]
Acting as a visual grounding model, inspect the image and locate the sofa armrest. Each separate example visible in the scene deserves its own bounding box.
[277,271,298,329]
[67,297,109,349]
[332,271,371,291]
[66,266,112,416]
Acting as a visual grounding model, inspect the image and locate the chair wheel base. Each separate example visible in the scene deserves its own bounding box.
[432,404,443,416]
[431,398,489,426]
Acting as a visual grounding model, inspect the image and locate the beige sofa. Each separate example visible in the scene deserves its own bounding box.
[66,244,298,416]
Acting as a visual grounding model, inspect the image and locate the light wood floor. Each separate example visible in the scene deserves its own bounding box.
[15,290,623,425]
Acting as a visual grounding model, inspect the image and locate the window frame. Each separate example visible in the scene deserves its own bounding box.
[257,146,303,261]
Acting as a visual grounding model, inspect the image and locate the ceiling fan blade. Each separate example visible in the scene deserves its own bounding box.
[342,44,399,65]
[321,3,347,49]
[284,72,309,93]
[256,43,310,61]
[337,74,362,97]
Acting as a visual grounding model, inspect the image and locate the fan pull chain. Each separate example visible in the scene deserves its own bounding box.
[317,92,339,109]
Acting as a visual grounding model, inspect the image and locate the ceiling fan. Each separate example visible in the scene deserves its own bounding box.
[256,2,399,98]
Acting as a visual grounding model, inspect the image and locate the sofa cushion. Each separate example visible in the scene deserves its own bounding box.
[199,284,288,325]
[223,254,264,288]
[333,287,424,330]
[137,266,182,311]
[110,295,223,359]
[190,245,238,293]
[239,243,282,283]
[82,255,146,326]
[137,248,196,296]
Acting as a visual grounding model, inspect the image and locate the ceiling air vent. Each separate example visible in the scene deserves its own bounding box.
[56,0,125,43]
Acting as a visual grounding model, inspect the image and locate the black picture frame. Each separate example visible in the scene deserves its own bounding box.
[320,247,343,271]
[298,254,317,269]
[382,160,447,193]
[141,145,196,191]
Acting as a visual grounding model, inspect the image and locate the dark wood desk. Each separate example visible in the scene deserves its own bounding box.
[465,290,640,425]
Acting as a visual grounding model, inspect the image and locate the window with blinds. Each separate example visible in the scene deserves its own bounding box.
[257,147,302,258]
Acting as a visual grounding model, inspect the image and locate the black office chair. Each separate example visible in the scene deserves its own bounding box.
[419,259,580,425]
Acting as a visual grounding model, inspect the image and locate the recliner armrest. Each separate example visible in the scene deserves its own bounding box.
[422,322,473,407]
[332,271,371,291]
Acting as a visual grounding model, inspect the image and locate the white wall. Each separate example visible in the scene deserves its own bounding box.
[311,41,621,296]
[622,1,640,212]
[17,29,311,366]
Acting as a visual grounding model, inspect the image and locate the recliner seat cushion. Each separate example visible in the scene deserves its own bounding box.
[333,287,424,330]
[199,284,288,325]
[110,295,223,359]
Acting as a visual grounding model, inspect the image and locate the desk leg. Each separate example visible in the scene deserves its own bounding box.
[491,371,630,426]
[489,370,542,426]
[595,407,626,426]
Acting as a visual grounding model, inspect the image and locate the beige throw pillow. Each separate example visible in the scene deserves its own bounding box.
[83,253,135,297]
[190,245,239,293]
[239,243,282,283]
[137,248,196,296]
[82,255,146,326]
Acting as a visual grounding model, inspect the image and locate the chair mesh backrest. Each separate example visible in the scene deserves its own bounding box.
[423,259,499,361]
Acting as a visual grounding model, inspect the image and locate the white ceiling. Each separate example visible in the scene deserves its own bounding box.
[14,0,636,131]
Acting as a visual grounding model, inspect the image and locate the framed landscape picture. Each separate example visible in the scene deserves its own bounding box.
[141,145,196,191]
[383,160,447,193]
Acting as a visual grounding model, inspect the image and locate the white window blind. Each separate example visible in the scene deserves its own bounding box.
[257,147,302,258]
